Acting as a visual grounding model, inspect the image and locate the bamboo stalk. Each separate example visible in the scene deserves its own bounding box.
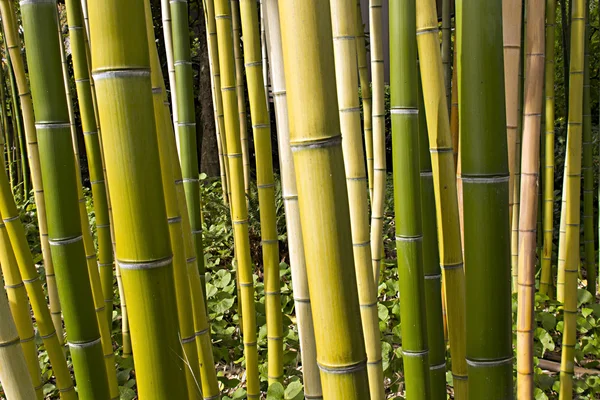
[370,0,386,284]
[88,0,190,396]
[418,70,448,399]
[582,0,594,295]
[416,0,468,397]
[231,0,250,199]
[559,0,585,396]
[20,1,112,397]
[0,221,43,399]
[450,45,459,170]
[238,0,283,385]
[279,1,370,397]
[263,2,322,397]
[390,0,432,396]
[514,0,546,395]
[356,2,373,203]
[213,0,260,397]
[441,0,451,116]
[0,269,37,400]
[161,0,178,137]
[0,0,65,349]
[503,0,523,294]
[540,0,557,297]
[6,57,26,198]
[330,1,384,398]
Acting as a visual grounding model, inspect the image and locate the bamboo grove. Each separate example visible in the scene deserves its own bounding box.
[0,0,598,399]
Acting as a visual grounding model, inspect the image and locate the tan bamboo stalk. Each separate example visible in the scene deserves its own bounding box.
[540,0,557,297]
[330,2,384,398]
[0,271,36,400]
[161,0,178,136]
[57,16,120,398]
[231,0,250,198]
[557,179,567,301]
[0,167,75,399]
[260,0,268,106]
[214,0,260,397]
[515,0,545,395]
[370,0,386,284]
[450,45,459,169]
[263,2,322,397]
[0,0,64,347]
[558,0,585,396]
[203,0,230,203]
[356,2,374,202]
[88,0,190,396]
[441,0,451,115]
[145,4,202,397]
[416,0,468,397]
[238,0,283,385]
[279,1,371,397]
[0,221,43,399]
[503,0,523,292]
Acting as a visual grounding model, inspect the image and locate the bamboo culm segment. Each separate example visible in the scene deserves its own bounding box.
[21,1,111,397]
[231,0,250,199]
[356,1,373,203]
[279,1,370,398]
[370,0,386,285]
[238,0,283,385]
[0,222,43,399]
[0,271,37,400]
[170,0,207,300]
[416,0,468,397]
[514,0,546,396]
[441,0,451,115]
[540,0,557,297]
[582,2,594,295]
[263,2,323,396]
[213,0,260,397]
[330,1,384,398]
[559,0,585,397]
[0,0,64,348]
[88,0,189,397]
[390,0,432,396]
[418,70,448,399]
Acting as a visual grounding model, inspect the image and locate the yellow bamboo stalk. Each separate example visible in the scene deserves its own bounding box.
[370,0,386,284]
[416,0,468,397]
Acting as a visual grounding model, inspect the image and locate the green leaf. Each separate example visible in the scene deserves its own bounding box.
[540,312,557,331]
[378,303,389,321]
[535,328,555,355]
[213,269,233,288]
[577,289,594,307]
[284,381,304,400]
[231,388,247,399]
[534,388,549,400]
[267,382,285,400]
[119,386,136,400]
[212,296,235,314]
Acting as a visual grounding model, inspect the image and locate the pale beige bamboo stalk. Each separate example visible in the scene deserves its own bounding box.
[263,2,322,397]
[161,0,178,146]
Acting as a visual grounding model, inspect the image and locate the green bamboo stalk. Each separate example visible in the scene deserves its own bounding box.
[503,0,523,294]
[514,0,546,395]
[144,3,202,397]
[582,0,594,295]
[0,0,65,348]
[0,221,43,399]
[0,270,37,400]
[416,0,468,397]
[330,1,384,398]
[355,2,373,203]
[213,0,260,397]
[8,59,26,198]
[558,0,585,396]
[263,2,323,397]
[441,0,451,115]
[238,0,283,385]
[458,1,514,397]
[1,59,14,195]
[64,0,115,332]
[279,1,370,397]
[170,0,207,298]
[370,0,386,284]
[20,1,111,397]
[259,0,267,106]
[418,70,447,399]
[390,0,432,396]
[540,0,557,297]
[231,0,250,199]
[88,0,190,397]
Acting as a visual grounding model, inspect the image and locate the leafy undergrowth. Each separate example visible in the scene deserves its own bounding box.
[2,176,600,399]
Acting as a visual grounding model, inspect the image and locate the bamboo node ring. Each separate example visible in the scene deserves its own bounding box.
[118,256,173,271]
[465,357,513,367]
[317,360,367,374]
[68,338,102,349]
[290,135,342,151]
[0,336,20,348]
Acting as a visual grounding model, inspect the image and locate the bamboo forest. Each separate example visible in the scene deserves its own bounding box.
[0,0,600,399]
